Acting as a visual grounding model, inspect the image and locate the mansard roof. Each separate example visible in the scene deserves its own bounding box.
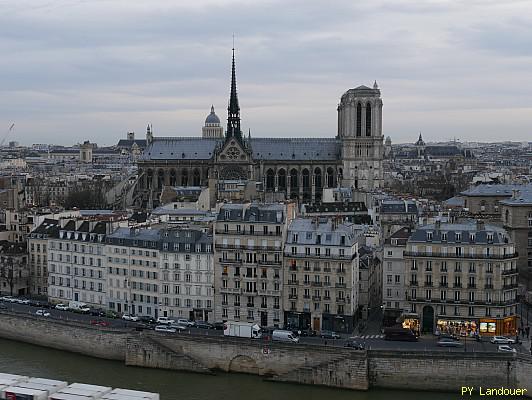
[139,137,341,162]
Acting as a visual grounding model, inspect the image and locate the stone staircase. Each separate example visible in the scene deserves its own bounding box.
[125,335,212,374]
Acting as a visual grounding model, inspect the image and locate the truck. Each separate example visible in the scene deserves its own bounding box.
[223,322,262,339]
[68,301,90,313]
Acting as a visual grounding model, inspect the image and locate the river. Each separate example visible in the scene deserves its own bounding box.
[0,338,464,400]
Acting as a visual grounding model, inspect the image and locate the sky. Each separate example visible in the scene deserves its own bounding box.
[1,0,532,146]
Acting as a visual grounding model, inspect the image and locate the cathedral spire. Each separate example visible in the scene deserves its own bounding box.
[226,47,242,142]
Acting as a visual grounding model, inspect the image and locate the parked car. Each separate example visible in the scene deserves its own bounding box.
[139,316,156,325]
[1,296,17,303]
[498,345,517,353]
[105,310,119,319]
[437,338,463,347]
[55,303,69,311]
[299,328,317,337]
[157,316,175,325]
[491,336,516,344]
[90,309,106,317]
[176,318,195,327]
[155,325,176,333]
[195,320,213,329]
[136,323,155,331]
[344,340,365,350]
[272,330,299,343]
[90,319,110,327]
[168,323,187,331]
[16,298,30,305]
[320,330,341,339]
[35,309,50,317]
[29,299,43,307]
[122,314,139,322]
[213,322,225,331]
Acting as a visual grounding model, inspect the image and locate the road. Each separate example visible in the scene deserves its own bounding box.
[1,300,529,354]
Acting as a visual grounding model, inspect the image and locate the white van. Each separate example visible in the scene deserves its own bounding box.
[272,330,299,343]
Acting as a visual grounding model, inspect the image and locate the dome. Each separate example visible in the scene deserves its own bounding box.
[205,105,220,125]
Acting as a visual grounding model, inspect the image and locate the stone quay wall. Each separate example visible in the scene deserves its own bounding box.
[0,312,530,395]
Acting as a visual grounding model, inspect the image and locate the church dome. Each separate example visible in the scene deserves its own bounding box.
[205,105,220,125]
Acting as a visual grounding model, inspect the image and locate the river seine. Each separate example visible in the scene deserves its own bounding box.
[0,338,465,400]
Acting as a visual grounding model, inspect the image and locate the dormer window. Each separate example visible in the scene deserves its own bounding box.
[441,232,447,241]
[487,233,493,243]
[469,233,475,242]
[427,232,433,241]
[455,232,462,242]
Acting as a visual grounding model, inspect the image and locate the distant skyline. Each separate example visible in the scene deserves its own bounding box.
[1,0,532,146]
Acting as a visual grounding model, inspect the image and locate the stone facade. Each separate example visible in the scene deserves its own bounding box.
[213,203,289,327]
[404,221,519,336]
[27,219,59,297]
[283,218,359,333]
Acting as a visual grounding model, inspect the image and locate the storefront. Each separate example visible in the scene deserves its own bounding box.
[478,316,517,336]
[284,311,311,331]
[399,313,420,335]
[322,313,354,333]
[436,318,479,337]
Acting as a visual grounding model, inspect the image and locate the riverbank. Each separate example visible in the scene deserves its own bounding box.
[1,312,530,396]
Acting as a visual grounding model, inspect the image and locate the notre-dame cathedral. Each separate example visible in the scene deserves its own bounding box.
[136,50,384,208]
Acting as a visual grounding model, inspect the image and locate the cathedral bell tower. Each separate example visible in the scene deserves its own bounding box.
[337,81,384,191]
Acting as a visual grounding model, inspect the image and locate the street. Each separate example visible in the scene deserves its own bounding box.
[1,300,530,354]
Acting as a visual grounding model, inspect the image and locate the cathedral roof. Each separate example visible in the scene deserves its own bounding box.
[139,137,342,161]
[250,138,341,161]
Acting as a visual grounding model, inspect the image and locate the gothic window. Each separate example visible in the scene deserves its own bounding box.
[278,169,286,190]
[366,103,372,136]
[266,169,275,190]
[193,169,201,186]
[169,169,177,186]
[290,169,298,191]
[147,169,153,189]
[356,103,362,137]
[326,167,334,187]
[302,169,310,190]
[226,146,241,160]
[181,169,188,186]
[314,168,322,189]
[157,169,164,189]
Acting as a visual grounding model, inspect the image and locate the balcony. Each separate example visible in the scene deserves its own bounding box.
[324,268,332,273]
[288,280,299,285]
[439,282,448,287]
[313,267,321,272]
[404,251,518,260]
[503,283,518,289]
[303,281,311,286]
[246,303,255,308]
[453,283,462,288]
[288,294,298,300]
[409,281,418,286]
[220,287,242,294]
[273,305,280,309]
[502,268,518,276]
[218,258,242,264]
[336,297,346,303]
[336,268,346,274]
[485,284,494,289]
[289,265,297,271]
[335,283,346,288]
[234,303,240,307]
[303,295,310,299]
[324,296,331,300]
[312,296,321,301]
[260,304,267,309]
[467,284,476,289]
[424,282,433,287]
[311,282,323,287]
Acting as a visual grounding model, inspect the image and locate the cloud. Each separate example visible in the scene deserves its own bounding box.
[0,0,531,145]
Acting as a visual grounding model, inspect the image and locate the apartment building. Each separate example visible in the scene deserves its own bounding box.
[106,227,213,320]
[358,246,382,321]
[382,227,411,327]
[379,199,418,240]
[283,218,359,333]
[404,220,519,337]
[27,219,59,297]
[0,241,28,296]
[214,204,288,327]
[500,190,532,294]
[48,219,115,307]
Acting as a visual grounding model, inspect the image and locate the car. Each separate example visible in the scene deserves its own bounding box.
[320,330,341,339]
[176,318,195,327]
[35,309,50,317]
[213,322,225,330]
[2,296,17,303]
[344,340,365,350]
[439,333,460,341]
[157,316,175,325]
[299,328,317,337]
[105,310,119,319]
[122,314,139,322]
[168,323,187,331]
[498,345,517,353]
[90,309,106,317]
[139,316,156,324]
[55,303,69,311]
[155,325,176,333]
[15,298,30,305]
[437,338,464,347]
[90,319,110,327]
[195,320,213,329]
[29,299,43,307]
[490,336,516,344]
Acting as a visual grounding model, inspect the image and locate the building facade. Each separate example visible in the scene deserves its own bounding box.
[27,219,59,297]
[136,51,384,208]
[214,204,288,327]
[0,241,29,296]
[404,221,519,337]
[47,220,114,307]
[283,218,359,333]
[106,227,213,320]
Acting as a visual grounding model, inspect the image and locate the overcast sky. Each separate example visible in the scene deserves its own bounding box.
[1,0,531,146]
